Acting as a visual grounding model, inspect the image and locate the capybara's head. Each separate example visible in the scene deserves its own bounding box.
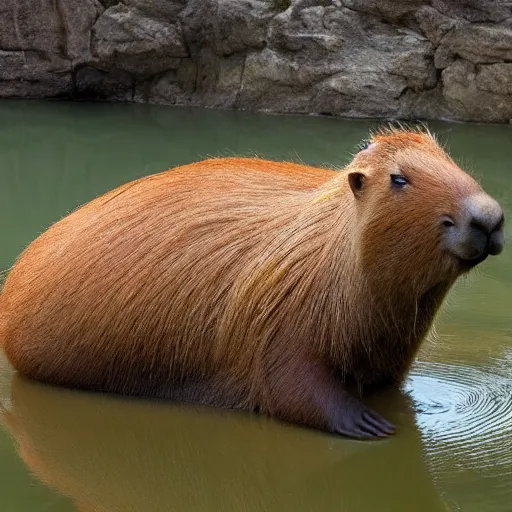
[345,127,504,297]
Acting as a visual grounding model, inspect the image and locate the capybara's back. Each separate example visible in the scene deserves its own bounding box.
[0,129,505,439]
[0,158,331,405]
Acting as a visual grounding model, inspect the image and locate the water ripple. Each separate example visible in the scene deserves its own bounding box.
[406,361,512,479]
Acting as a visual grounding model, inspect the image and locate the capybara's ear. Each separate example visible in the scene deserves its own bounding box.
[348,172,366,198]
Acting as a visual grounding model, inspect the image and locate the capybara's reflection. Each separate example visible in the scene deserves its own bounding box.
[1,373,450,512]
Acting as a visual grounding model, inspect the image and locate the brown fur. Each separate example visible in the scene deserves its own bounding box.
[0,128,496,436]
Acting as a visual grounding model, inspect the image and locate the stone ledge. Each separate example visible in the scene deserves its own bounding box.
[0,0,511,123]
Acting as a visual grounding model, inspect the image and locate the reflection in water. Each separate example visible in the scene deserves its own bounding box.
[1,372,449,512]
[408,361,512,511]
[410,362,512,442]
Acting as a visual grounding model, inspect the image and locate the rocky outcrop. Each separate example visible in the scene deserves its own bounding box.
[1,0,511,123]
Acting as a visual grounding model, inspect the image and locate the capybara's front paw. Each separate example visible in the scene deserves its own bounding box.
[332,401,396,440]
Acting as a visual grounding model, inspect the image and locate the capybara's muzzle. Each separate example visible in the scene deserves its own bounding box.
[444,193,505,266]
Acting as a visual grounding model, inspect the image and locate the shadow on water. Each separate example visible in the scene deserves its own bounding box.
[1,371,450,512]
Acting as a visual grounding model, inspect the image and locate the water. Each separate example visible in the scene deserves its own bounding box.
[0,100,510,512]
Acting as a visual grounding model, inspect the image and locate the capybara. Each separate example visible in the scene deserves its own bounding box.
[0,127,505,440]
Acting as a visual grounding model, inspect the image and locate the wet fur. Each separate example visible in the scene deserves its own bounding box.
[0,129,489,434]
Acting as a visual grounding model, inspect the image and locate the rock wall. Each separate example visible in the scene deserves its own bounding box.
[1,0,512,123]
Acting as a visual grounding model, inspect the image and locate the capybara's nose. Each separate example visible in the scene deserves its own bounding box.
[466,194,505,257]
[444,194,505,264]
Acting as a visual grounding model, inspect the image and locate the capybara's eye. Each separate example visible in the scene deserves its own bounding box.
[390,174,409,188]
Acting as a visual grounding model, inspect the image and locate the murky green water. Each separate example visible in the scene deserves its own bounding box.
[0,100,510,512]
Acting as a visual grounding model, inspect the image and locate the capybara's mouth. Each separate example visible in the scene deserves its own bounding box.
[458,252,489,270]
